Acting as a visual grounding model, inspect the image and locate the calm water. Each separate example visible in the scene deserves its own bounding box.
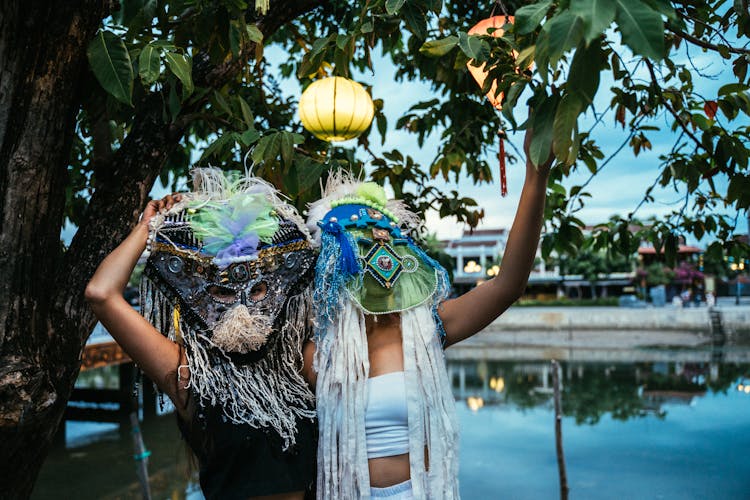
[34,354,750,499]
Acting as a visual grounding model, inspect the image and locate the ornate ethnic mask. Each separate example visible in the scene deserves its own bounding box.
[145,209,314,363]
[308,180,448,318]
[140,169,316,445]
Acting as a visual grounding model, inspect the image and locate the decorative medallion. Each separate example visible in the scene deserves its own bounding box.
[167,256,184,273]
[367,208,384,220]
[231,263,250,282]
[284,252,299,269]
[363,242,403,288]
[402,254,419,273]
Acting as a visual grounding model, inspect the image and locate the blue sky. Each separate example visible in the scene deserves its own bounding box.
[263,35,748,243]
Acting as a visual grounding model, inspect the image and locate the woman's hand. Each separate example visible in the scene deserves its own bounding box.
[140,193,183,229]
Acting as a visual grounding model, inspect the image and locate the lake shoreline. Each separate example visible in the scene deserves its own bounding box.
[482,305,750,332]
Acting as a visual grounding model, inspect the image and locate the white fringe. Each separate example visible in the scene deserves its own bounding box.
[402,307,460,498]
[314,302,460,499]
[141,275,315,449]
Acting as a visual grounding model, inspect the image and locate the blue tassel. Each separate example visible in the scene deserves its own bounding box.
[313,229,362,342]
[322,221,361,276]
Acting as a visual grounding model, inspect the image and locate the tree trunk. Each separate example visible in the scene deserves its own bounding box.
[0,1,328,496]
[0,2,109,496]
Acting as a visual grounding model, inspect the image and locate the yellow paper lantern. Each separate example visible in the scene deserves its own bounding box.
[299,76,375,142]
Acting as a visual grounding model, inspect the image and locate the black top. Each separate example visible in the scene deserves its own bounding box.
[178,406,317,499]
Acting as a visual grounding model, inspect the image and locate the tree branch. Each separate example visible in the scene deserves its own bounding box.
[666,22,750,56]
[644,59,708,154]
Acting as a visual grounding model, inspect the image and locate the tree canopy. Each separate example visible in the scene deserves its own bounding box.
[77,0,750,263]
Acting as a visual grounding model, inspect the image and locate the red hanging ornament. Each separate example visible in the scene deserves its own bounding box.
[497,130,507,196]
[466,15,516,196]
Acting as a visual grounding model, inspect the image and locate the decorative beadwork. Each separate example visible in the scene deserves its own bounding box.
[363,241,403,288]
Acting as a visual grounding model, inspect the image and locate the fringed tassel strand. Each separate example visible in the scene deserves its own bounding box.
[315,302,371,499]
[498,129,508,197]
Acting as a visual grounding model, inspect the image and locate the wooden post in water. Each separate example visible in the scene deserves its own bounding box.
[128,364,152,500]
[551,360,569,500]
[130,412,153,500]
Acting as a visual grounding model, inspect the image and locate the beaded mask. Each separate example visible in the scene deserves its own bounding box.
[140,168,316,447]
[309,181,445,317]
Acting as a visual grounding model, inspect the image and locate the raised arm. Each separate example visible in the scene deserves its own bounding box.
[85,195,186,406]
[439,128,552,347]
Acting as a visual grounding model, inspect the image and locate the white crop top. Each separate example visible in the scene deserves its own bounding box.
[365,371,410,459]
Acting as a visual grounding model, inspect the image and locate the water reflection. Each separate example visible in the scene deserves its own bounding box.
[448,360,748,425]
[34,355,750,499]
[450,359,750,498]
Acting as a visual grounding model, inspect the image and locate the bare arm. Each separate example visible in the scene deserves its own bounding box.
[439,129,551,347]
[302,340,317,389]
[85,195,187,407]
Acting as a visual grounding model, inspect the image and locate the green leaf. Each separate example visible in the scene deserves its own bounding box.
[229,22,242,57]
[336,34,351,50]
[534,31,550,82]
[376,113,387,145]
[252,133,282,164]
[213,90,232,116]
[280,132,295,167]
[284,161,300,196]
[543,11,585,68]
[570,0,616,44]
[311,36,330,56]
[239,128,260,146]
[165,51,194,98]
[385,0,406,15]
[361,20,374,33]
[87,30,134,106]
[643,0,678,20]
[614,0,665,60]
[138,44,160,85]
[297,158,328,192]
[238,96,254,128]
[201,133,234,161]
[458,32,489,62]
[419,36,459,57]
[246,24,264,43]
[168,84,180,121]
[515,0,553,35]
[553,93,583,163]
[568,42,602,104]
[718,83,750,96]
[529,94,560,167]
[402,3,428,40]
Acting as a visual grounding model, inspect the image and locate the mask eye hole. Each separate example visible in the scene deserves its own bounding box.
[249,281,267,302]
[207,285,238,304]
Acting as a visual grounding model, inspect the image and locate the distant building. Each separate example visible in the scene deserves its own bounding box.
[637,242,703,265]
[443,228,507,292]
[442,226,633,299]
